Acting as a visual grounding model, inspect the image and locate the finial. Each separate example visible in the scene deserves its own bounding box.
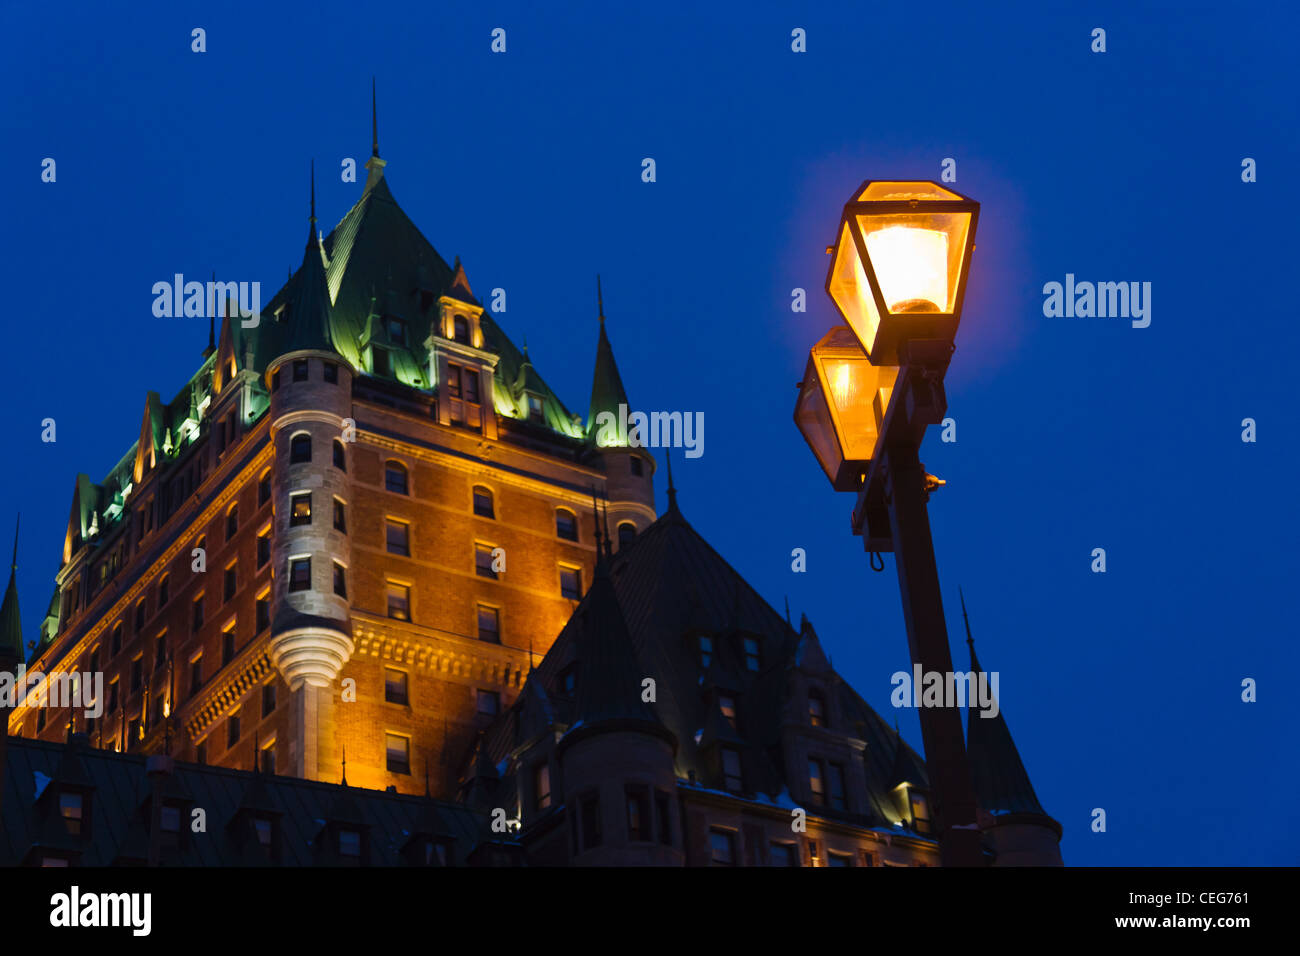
[371,77,380,158]
[959,586,974,649]
[522,334,529,361]
[597,274,605,323]
[341,743,348,786]
[308,160,317,241]
[784,596,792,627]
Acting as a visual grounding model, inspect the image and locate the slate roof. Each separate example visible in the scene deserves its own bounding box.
[0,735,514,866]
[479,495,933,829]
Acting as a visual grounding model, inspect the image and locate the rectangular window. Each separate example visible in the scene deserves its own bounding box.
[154,632,167,670]
[323,362,338,384]
[385,463,408,495]
[372,346,389,376]
[475,545,498,580]
[559,566,581,600]
[228,712,240,748]
[527,394,542,422]
[472,488,494,518]
[630,456,643,476]
[464,370,480,404]
[130,657,142,692]
[827,851,853,867]
[189,656,202,696]
[446,362,462,398]
[222,625,236,666]
[259,472,271,506]
[196,739,206,765]
[386,733,411,774]
[476,689,499,716]
[719,694,737,729]
[655,791,672,845]
[828,763,847,811]
[384,668,409,705]
[226,506,238,540]
[192,594,204,631]
[333,498,347,533]
[59,792,84,836]
[135,601,146,632]
[809,758,826,805]
[290,492,311,527]
[333,562,347,598]
[626,787,651,842]
[386,582,410,620]
[770,842,799,867]
[256,590,270,632]
[261,742,276,775]
[910,792,932,834]
[556,510,577,541]
[257,528,271,567]
[386,317,407,346]
[386,519,410,556]
[224,563,237,601]
[111,622,122,655]
[709,829,736,866]
[722,747,743,793]
[698,636,712,668]
[339,829,361,859]
[743,637,761,672]
[108,679,118,713]
[293,358,308,381]
[535,764,551,811]
[289,557,311,592]
[158,575,169,607]
[477,605,500,644]
[262,682,276,717]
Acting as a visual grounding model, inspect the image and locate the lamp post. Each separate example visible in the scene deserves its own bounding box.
[794,180,984,867]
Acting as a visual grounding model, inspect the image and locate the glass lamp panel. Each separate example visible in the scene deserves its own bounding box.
[856,181,964,202]
[856,211,972,313]
[816,355,880,463]
[828,220,882,358]
[794,369,842,486]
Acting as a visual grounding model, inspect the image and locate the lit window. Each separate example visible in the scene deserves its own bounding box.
[910,791,931,834]
[386,582,410,620]
[472,486,494,519]
[809,691,826,727]
[709,829,735,866]
[59,792,83,836]
[559,566,581,600]
[289,557,311,592]
[290,492,312,527]
[722,748,743,793]
[289,433,311,463]
[385,462,408,495]
[476,545,498,580]
[477,605,500,643]
[555,509,577,541]
[386,519,410,556]
[477,689,499,716]
[719,695,737,729]
[386,733,411,774]
[385,668,408,705]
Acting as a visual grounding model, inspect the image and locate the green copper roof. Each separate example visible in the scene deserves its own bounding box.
[586,317,630,441]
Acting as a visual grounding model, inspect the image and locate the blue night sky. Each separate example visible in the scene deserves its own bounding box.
[2,2,1296,865]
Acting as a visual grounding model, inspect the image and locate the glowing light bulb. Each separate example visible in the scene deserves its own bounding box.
[864,225,949,312]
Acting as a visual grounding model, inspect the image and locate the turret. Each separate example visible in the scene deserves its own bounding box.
[263,165,356,780]
[555,525,679,865]
[585,278,655,549]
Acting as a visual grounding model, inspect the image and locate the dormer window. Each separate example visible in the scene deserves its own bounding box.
[721,748,743,793]
[386,317,407,346]
[809,690,826,728]
[526,393,543,423]
[59,791,85,836]
[253,817,273,847]
[910,791,931,833]
[698,635,713,669]
[743,637,761,672]
[371,347,390,377]
[719,694,737,729]
[453,314,469,344]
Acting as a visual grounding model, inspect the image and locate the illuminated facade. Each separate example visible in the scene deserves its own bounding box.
[0,111,1061,866]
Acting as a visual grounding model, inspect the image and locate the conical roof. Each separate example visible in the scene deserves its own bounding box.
[586,280,630,440]
[0,517,21,662]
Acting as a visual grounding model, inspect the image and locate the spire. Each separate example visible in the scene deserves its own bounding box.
[0,514,23,664]
[308,159,317,242]
[589,486,607,563]
[962,596,1049,818]
[371,76,380,158]
[664,449,679,514]
[960,586,980,671]
[280,163,335,356]
[784,596,792,628]
[203,272,216,359]
[585,281,631,440]
[600,498,612,562]
[445,256,481,307]
[341,744,348,787]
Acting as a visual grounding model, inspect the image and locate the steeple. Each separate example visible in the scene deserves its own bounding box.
[664,449,679,515]
[962,592,1048,817]
[586,277,630,440]
[282,163,335,355]
[203,272,216,359]
[0,515,21,663]
[364,78,387,193]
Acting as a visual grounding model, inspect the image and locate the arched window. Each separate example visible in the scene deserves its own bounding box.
[453,315,469,344]
[617,522,636,550]
[333,440,346,472]
[555,508,577,541]
[472,486,495,519]
[289,433,312,464]
[385,461,409,495]
[225,504,239,540]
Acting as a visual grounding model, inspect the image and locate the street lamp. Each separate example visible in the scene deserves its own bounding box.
[826,181,978,366]
[795,180,984,867]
